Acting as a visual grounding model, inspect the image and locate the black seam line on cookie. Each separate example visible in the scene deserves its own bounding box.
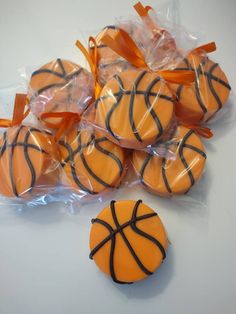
[70,163,97,195]
[99,59,127,69]
[145,76,164,140]
[24,130,37,194]
[110,200,153,276]
[79,151,115,188]
[184,57,193,70]
[56,58,67,77]
[5,143,47,154]
[89,211,157,259]
[140,153,153,184]
[130,200,166,260]
[35,83,66,98]
[161,158,172,194]
[183,144,207,159]
[77,133,115,189]
[198,69,231,90]
[60,137,95,165]
[58,141,74,167]
[31,69,65,79]
[207,63,223,110]
[94,141,124,177]
[90,217,130,284]
[65,68,83,81]
[9,126,24,197]
[105,74,125,142]
[0,131,7,157]
[178,130,195,188]
[195,62,208,114]
[129,71,147,143]
[176,85,183,101]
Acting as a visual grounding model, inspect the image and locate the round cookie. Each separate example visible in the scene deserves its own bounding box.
[0,125,60,198]
[92,70,174,149]
[28,59,94,124]
[89,199,167,284]
[171,53,231,123]
[59,127,126,195]
[132,126,206,196]
[90,25,133,85]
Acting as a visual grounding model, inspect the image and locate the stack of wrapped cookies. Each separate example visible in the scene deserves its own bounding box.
[0,1,231,202]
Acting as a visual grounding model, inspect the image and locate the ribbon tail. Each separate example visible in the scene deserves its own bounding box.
[193,42,216,54]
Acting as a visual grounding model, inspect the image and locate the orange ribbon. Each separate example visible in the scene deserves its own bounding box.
[133,2,157,32]
[76,38,102,99]
[192,42,216,55]
[40,112,81,142]
[181,123,213,139]
[0,94,29,128]
[101,29,195,85]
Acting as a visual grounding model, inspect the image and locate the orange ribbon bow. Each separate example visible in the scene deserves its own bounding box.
[0,94,30,128]
[40,111,81,142]
[101,28,195,85]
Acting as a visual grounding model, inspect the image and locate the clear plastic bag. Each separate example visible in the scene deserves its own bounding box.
[58,123,129,199]
[169,43,231,124]
[88,1,198,86]
[27,58,94,127]
[131,125,207,197]
[0,94,62,205]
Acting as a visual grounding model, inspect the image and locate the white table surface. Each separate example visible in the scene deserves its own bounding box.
[0,0,236,313]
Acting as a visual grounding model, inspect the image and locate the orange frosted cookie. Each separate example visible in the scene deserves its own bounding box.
[92,70,174,149]
[89,25,132,85]
[132,126,206,196]
[171,54,231,123]
[0,125,59,198]
[59,127,126,195]
[89,200,167,284]
[28,59,94,124]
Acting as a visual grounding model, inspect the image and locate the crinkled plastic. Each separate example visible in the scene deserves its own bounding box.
[58,123,129,198]
[89,1,198,86]
[169,46,231,124]
[27,58,94,126]
[0,0,232,213]
[131,125,207,197]
[83,69,178,149]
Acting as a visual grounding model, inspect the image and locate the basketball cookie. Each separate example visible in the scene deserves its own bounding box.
[90,25,133,85]
[0,125,60,198]
[59,127,126,195]
[132,126,206,196]
[171,53,231,123]
[91,70,174,149]
[89,199,167,284]
[28,59,94,124]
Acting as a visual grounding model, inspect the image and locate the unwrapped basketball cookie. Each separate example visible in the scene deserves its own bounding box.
[0,125,60,198]
[86,70,174,149]
[89,199,167,284]
[132,125,206,196]
[28,59,94,125]
[58,126,127,195]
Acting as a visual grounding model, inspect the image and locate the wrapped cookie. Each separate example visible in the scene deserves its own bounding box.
[0,94,60,199]
[170,43,231,123]
[28,59,94,125]
[58,125,127,197]
[131,125,207,196]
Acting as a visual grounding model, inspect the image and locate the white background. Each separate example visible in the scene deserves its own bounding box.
[0,0,236,313]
